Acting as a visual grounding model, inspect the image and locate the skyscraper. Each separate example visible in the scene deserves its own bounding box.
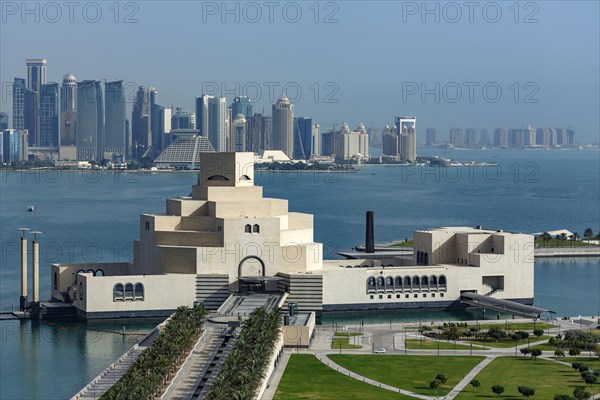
[395,116,416,162]
[25,59,47,147]
[425,128,436,146]
[0,112,8,130]
[208,97,227,152]
[334,123,369,161]
[39,82,59,147]
[311,123,320,157]
[76,80,104,161]
[479,129,490,147]
[132,86,152,158]
[272,96,294,158]
[466,128,477,148]
[1,129,28,163]
[449,128,464,147]
[26,59,47,92]
[247,113,272,153]
[195,95,212,136]
[293,117,313,160]
[104,81,126,159]
[231,114,247,152]
[12,78,26,131]
[232,96,252,119]
[382,125,399,158]
[60,73,77,146]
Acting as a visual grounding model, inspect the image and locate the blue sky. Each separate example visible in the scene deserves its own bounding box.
[1,1,599,142]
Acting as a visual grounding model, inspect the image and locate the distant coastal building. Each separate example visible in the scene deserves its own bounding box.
[479,129,490,147]
[59,73,77,160]
[208,97,227,152]
[153,134,215,169]
[293,117,313,160]
[12,78,26,131]
[104,81,126,160]
[396,116,416,162]
[425,128,436,146]
[335,123,369,162]
[76,80,103,161]
[132,86,152,158]
[1,129,28,162]
[51,152,536,319]
[230,114,247,152]
[449,128,464,148]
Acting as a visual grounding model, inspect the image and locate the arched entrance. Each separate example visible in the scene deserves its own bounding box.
[238,256,266,294]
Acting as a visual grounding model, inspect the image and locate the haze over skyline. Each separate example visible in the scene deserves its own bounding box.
[1,1,598,142]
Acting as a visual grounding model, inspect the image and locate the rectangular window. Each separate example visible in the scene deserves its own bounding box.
[440,293,444,297]
[405,294,409,298]
[414,294,418,298]
[145,221,150,230]
[432,293,436,297]
[370,295,373,299]
[387,295,391,299]
[396,294,400,298]
[379,295,383,299]
[423,294,426,298]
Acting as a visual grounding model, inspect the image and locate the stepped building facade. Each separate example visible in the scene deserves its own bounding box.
[51,152,535,319]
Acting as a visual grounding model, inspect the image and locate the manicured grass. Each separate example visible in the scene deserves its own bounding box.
[474,322,555,331]
[329,355,484,396]
[456,357,600,399]
[535,238,598,247]
[468,335,551,348]
[335,332,364,337]
[274,354,412,399]
[332,336,361,349]
[405,339,481,350]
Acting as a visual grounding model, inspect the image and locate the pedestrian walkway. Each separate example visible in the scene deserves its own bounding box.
[443,356,496,399]
[73,345,148,400]
[260,351,292,400]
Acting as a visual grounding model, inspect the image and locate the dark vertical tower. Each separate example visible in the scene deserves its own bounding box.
[39,83,59,147]
[132,86,151,158]
[12,78,26,131]
[365,211,375,254]
[76,80,104,160]
[104,81,126,160]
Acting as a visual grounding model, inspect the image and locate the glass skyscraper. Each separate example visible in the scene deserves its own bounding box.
[39,83,59,147]
[12,78,26,131]
[293,117,312,160]
[104,81,126,159]
[232,96,252,119]
[76,80,104,161]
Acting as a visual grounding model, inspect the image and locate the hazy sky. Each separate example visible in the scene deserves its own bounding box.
[1,1,599,142]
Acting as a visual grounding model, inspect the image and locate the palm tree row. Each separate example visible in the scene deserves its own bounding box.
[101,304,207,400]
[205,307,281,400]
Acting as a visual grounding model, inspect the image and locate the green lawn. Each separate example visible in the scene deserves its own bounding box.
[535,238,598,247]
[335,332,364,337]
[474,322,555,331]
[274,354,412,399]
[332,336,361,349]
[456,357,600,399]
[405,339,481,350]
[329,355,484,396]
[560,357,600,370]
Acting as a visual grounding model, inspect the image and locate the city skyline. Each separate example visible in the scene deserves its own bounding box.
[0,2,598,142]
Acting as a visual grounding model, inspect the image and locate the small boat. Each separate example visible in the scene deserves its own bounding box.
[27,206,34,212]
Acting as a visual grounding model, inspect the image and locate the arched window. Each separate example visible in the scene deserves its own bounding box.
[430,275,438,290]
[95,269,105,277]
[79,282,83,300]
[424,253,429,265]
[439,275,447,291]
[113,284,124,301]
[421,275,429,290]
[207,175,230,181]
[244,224,251,233]
[376,276,385,291]
[385,276,394,291]
[253,224,260,233]
[134,283,144,300]
[412,276,420,290]
[403,276,412,291]
[124,283,134,300]
[395,276,403,292]
[367,277,376,293]
[54,272,57,290]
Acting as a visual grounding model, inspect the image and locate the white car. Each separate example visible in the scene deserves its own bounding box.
[374,348,386,354]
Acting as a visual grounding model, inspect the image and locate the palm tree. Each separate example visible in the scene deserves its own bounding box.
[560,232,567,247]
[584,228,593,245]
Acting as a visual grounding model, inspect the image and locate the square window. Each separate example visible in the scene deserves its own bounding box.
[370,295,373,299]
[432,293,436,297]
[405,294,409,298]
[379,295,383,299]
[423,294,426,298]
[440,293,444,297]
[414,294,418,298]
[396,294,400,298]
[387,295,391,299]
